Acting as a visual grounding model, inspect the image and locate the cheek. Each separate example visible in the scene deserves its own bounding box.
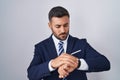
[52,28,60,35]
[55,29,61,35]
[65,27,69,32]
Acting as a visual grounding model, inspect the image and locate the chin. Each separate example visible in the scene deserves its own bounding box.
[60,36,67,40]
[55,34,68,40]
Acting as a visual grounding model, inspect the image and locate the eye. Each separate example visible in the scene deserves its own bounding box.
[64,23,69,27]
[55,25,61,28]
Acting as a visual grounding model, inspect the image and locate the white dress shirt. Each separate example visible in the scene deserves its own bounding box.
[48,35,89,71]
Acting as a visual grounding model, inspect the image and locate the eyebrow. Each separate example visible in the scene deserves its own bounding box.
[64,23,69,25]
[55,22,69,27]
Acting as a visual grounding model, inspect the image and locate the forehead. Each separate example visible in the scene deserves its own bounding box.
[51,16,69,24]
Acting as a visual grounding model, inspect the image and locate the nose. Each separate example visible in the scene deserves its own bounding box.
[60,27,65,33]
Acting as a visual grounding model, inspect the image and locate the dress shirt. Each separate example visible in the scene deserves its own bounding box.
[52,35,68,55]
[48,35,89,71]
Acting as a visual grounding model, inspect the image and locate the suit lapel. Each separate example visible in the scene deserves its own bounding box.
[46,35,75,59]
[47,36,58,59]
[66,35,74,54]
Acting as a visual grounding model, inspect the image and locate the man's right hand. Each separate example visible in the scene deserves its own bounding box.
[51,53,78,69]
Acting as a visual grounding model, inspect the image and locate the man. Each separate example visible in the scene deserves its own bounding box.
[27,6,110,80]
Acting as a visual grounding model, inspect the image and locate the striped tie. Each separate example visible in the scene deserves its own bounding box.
[58,41,64,55]
[58,41,67,80]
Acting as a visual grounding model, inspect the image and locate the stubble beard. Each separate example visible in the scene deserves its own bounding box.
[54,32,69,41]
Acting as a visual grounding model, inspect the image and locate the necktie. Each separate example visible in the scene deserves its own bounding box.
[58,41,67,80]
[58,41,64,55]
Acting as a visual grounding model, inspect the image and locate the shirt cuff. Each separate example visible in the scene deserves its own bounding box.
[48,60,56,72]
[77,59,89,70]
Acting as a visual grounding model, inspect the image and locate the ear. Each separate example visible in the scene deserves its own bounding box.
[48,22,52,29]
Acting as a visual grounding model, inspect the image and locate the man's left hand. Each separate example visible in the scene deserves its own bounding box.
[58,54,79,78]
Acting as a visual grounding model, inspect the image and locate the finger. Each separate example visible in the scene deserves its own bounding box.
[59,73,68,78]
[58,67,69,78]
[52,54,78,68]
[51,56,75,68]
[61,58,78,67]
[61,53,78,63]
[62,65,73,73]
[59,53,78,65]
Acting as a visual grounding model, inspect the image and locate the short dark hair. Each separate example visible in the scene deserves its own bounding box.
[48,6,70,21]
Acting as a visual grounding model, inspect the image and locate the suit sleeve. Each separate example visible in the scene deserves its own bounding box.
[27,44,51,80]
[82,39,110,72]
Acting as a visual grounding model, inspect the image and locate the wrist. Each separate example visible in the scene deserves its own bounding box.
[49,60,56,71]
[51,59,57,69]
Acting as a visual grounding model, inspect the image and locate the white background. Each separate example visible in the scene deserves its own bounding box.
[0,0,120,80]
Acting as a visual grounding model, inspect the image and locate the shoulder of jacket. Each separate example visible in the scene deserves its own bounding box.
[35,37,50,47]
[71,36,87,42]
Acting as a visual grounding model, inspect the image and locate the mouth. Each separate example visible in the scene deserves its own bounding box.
[60,34,67,37]
[56,33,68,40]
[59,33,68,39]
[60,33,67,36]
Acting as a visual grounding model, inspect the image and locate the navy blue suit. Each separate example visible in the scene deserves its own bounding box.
[27,35,110,80]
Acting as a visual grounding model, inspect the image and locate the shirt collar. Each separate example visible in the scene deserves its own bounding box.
[52,34,69,46]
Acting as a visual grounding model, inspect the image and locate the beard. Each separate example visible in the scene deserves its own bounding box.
[53,32,69,40]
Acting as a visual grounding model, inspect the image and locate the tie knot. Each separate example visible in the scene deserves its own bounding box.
[58,41,64,45]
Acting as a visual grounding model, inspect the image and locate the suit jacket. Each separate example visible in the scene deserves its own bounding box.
[27,35,110,80]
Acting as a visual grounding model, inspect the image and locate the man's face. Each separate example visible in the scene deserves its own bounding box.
[48,16,69,40]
